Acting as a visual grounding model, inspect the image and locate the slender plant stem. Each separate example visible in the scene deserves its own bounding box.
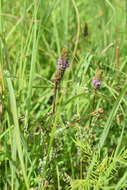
[52,81,58,114]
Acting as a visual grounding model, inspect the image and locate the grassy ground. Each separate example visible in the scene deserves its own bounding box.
[1,0,127,189]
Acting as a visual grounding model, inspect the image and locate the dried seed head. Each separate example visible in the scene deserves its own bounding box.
[95,70,102,80]
[84,22,89,37]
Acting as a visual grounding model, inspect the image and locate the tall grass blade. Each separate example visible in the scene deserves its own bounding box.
[99,81,127,150]
[6,72,29,189]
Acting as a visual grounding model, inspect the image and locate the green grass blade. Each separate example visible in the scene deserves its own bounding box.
[6,72,29,189]
[99,81,127,150]
[115,171,127,190]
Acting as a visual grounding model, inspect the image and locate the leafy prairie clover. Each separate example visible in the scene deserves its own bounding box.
[92,70,102,89]
[52,48,69,113]
[54,48,69,82]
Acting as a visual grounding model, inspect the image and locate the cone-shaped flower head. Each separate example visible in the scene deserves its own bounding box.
[57,48,69,70]
[55,48,69,82]
[92,70,102,89]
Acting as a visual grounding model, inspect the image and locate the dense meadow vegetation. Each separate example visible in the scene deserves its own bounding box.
[1,0,127,189]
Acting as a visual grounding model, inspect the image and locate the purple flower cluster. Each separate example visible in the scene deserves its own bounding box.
[57,57,69,70]
[92,78,101,89]
[54,48,69,82]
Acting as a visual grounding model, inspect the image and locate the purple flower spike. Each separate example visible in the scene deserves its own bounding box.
[54,48,69,82]
[57,58,69,70]
[92,78,101,89]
